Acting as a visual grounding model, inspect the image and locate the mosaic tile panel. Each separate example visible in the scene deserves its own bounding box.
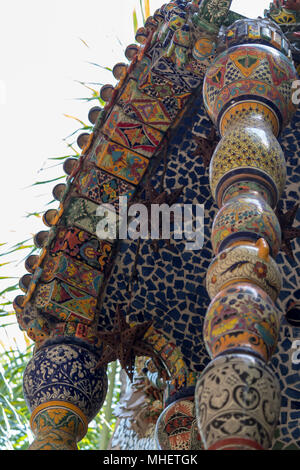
[102,107,164,159]
[76,166,135,211]
[60,197,119,239]
[34,279,98,324]
[94,140,149,185]
[49,226,113,273]
[118,79,173,132]
[40,253,103,298]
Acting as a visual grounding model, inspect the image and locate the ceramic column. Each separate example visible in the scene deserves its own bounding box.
[195,18,297,450]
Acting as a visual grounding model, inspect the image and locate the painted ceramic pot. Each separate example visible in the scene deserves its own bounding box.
[221,18,290,56]
[211,193,282,257]
[155,398,203,450]
[203,43,297,136]
[203,283,281,362]
[221,180,274,208]
[206,239,282,302]
[195,353,281,450]
[209,114,287,208]
[163,371,202,407]
[23,341,108,423]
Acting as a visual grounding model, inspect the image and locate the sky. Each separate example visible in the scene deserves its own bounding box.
[0,0,272,347]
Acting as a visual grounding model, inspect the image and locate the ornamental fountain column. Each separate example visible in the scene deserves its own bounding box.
[195,18,298,450]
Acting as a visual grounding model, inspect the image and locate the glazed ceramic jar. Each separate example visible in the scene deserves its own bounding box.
[155,397,203,450]
[206,239,282,302]
[203,43,297,137]
[209,113,287,208]
[195,353,281,450]
[211,193,282,257]
[23,341,108,423]
[203,283,281,361]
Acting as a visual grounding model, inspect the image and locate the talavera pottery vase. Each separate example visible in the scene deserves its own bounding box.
[203,43,297,136]
[23,341,108,423]
[203,283,281,362]
[211,193,281,257]
[195,353,281,450]
[209,114,287,208]
[155,397,203,450]
[206,239,282,302]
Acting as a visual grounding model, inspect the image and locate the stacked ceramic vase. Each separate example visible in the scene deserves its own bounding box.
[195,18,297,450]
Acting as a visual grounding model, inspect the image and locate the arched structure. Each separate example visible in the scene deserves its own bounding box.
[13,0,300,450]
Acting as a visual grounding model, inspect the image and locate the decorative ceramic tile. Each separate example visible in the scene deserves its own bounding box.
[149,56,202,90]
[138,70,191,115]
[95,140,149,185]
[60,197,119,239]
[118,79,172,132]
[76,166,135,211]
[129,55,152,83]
[34,279,98,324]
[41,253,104,297]
[49,226,113,273]
[102,108,164,159]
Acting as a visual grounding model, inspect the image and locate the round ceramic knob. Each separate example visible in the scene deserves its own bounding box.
[100,84,114,102]
[112,63,127,80]
[145,16,159,30]
[203,282,281,361]
[211,193,282,257]
[155,398,203,450]
[19,274,33,293]
[77,133,90,149]
[125,44,139,61]
[33,231,49,249]
[209,115,287,208]
[192,37,216,64]
[25,255,40,273]
[206,239,282,302]
[13,295,26,314]
[43,209,59,227]
[135,27,148,44]
[195,353,281,450]
[52,183,66,202]
[88,106,102,124]
[203,43,297,136]
[153,8,164,22]
[63,158,78,176]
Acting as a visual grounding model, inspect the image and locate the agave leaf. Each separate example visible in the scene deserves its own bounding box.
[78,37,89,48]
[29,175,65,187]
[85,61,112,72]
[144,0,150,19]
[63,113,87,127]
[139,0,145,23]
[133,8,138,34]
